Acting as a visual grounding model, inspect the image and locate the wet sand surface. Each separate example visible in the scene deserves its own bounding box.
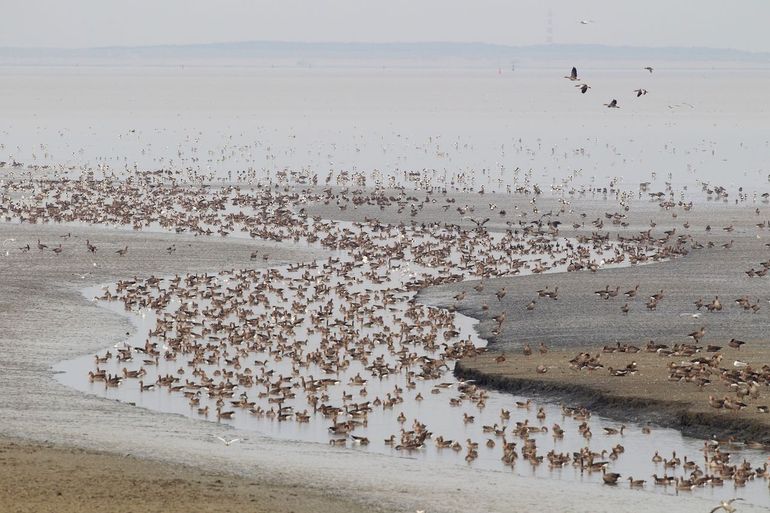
[0,437,370,513]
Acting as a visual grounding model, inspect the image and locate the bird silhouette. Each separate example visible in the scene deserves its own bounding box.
[576,84,590,94]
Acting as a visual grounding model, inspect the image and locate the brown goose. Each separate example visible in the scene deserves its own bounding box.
[687,326,706,343]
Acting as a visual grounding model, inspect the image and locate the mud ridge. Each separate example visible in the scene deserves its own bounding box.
[454,361,770,443]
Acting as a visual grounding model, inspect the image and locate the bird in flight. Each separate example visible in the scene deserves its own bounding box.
[465,217,490,228]
[564,67,578,81]
[576,84,590,94]
[213,435,241,446]
[604,99,619,108]
[634,89,648,97]
[579,19,593,25]
[709,498,743,513]
[644,66,654,73]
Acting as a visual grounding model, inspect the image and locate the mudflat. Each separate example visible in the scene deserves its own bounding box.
[456,344,770,442]
[0,437,373,513]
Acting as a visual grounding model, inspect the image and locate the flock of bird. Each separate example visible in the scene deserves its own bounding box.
[2,167,769,511]
[565,65,653,109]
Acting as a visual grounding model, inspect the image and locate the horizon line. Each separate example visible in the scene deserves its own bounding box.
[1,40,768,55]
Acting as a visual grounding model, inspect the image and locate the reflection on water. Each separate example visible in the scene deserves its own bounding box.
[54,229,770,506]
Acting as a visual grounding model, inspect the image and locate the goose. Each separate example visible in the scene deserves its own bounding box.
[604,99,619,108]
[624,285,639,298]
[564,67,578,81]
[687,326,706,342]
[216,407,235,420]
[602,469,621,485]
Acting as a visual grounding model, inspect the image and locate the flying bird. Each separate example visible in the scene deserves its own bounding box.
[634,89,648,97]
[576,84,590,94]
[604,99,619,108]
[565,67,578,81]
[644,66,654,73]
[465,217,490,228]
[213,436,241,446]
[709,498,743,513]
[579,19,593,25]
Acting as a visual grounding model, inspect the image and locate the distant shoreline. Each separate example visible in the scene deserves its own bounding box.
[1,41,768,69]
[2,62,770,72]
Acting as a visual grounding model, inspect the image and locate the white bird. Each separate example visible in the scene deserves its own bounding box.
[679,312,702,318]
[579,19,593,24]
[733,361,749,368]
[213,436,241,446]
[710,498,743,513]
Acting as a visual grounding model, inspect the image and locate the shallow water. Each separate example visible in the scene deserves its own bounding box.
[53,228,770,507]
[1,66,769,195]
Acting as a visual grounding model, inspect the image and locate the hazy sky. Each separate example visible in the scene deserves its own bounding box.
[3,0,768,52]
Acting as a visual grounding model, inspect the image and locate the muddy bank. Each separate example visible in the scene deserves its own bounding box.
[455,352,770,443]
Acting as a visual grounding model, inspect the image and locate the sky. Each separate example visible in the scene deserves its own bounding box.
[2,0,768,52]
